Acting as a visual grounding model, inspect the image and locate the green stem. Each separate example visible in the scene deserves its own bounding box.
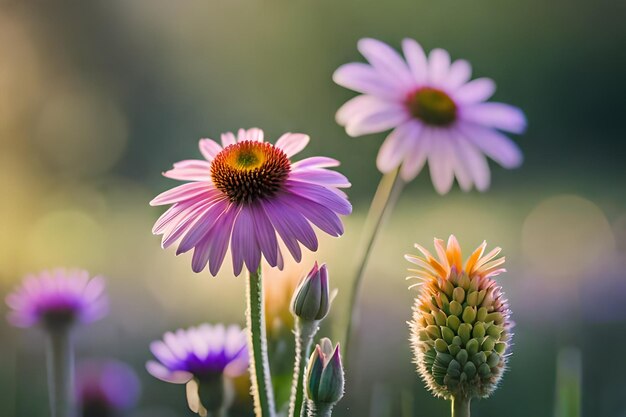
[451,396,471,417]
[306,401,333,417]
[344,168,405,359]
[288,319,318,417]
[46,326,74,417]
[246,268,276,417]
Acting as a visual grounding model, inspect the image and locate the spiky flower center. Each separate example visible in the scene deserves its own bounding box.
[412,269,510,400]
[406,87,457,126]
[210,141,291,204]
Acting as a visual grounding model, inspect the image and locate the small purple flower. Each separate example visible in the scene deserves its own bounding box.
[77,359,141,416]
[146,324,248,384]
[334,38,527,194]
[5,269,108,329]
[150,128,352,276]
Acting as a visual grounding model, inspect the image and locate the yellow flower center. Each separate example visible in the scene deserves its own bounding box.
[406,87,457,126]
[210,141,291,204]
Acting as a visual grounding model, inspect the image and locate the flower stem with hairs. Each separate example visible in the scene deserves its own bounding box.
[46,326,75,417]
[307,402,334,417]
[246,268,276,417]
[344,167,405,356]
[289,319,318,417]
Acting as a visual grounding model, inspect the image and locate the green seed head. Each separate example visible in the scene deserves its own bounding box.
[407,236,513,400]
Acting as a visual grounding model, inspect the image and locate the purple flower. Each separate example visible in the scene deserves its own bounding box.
[77,359,141,416]
[146,324,249,384]
[150,128,352,276]
[334,38,527,194]
[5,269,108,329]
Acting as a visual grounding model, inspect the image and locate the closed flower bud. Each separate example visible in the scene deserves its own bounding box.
[305,338,344,406]
[407,236,513,401]
[291,263,331,322]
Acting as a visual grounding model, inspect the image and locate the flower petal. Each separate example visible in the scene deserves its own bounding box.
[250,203,279,267]
[428,48,451,87]
[146,361,192,384]
[357,38,414,86]
[454,78,496,104]
[427,131,456,195]
[275,133,310,157]
[285,180,352,216]
[460,124,523,168]
[199,139,222,161]
[150,182,212,206]
[402,38,428,85]
[445,59,472,90]
[376,122,415,173]
[399,123,428,181]
[231,208,261,275]
[333,63,404,99]
[461,102,527,134]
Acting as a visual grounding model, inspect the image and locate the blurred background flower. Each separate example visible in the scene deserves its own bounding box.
[0,1,625,416]
[77,359,141,417]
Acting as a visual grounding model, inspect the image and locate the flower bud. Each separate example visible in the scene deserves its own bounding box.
[407,236,513,401]
[291,263,330,322]
[305,338,344,406]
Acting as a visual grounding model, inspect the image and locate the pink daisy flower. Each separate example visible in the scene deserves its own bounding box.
[334,38,527,194]
[150,128,352,276]
[5,269,108,329]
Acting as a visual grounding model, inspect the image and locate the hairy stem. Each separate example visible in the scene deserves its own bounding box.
[307,401,333,417]
[246,268,276,417]
[344,168,405,359]
[46,326,74,417]
[288,319,318,417]
[451,395,471,417]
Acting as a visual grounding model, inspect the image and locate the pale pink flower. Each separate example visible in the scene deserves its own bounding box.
[334,38,527,194]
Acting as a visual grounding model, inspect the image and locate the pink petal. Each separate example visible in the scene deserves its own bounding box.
[357,38,414,86]
[242,128,264,142]
[231,208,261,275]
[163,160,212,182]
[275,133,310,157]
[206,205,239,276]
[428,48,451,87]
[445,59,472,90]
[454,135,491,191]
[450,133,474,191]
[333,63,404,100]
[336,95,397,127]
[150,182,211,206]
[399,123,428,181]
[461,102,527,134]
[176,199,230,254]
[289,169,351,188]
[285,180,352,215]
[402,38,428,85]
[261,199,302,262]
[249,204,279,267]
[199,139,222,161]
[281,194,344,237]
[292,157,340,170]
[376,122,414,173]
[221,132,236,147]
[454,78,496,104]
[344,103,409,137]
[460,125,523,168]
[427,131,456,194]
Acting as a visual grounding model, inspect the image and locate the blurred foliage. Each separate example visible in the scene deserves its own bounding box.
[1,0,625,416]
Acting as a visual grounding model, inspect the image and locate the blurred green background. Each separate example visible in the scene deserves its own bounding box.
[1,0,625,416]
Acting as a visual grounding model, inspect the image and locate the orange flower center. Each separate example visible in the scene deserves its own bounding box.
[406,87,457,126]
[210,141,291,204]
